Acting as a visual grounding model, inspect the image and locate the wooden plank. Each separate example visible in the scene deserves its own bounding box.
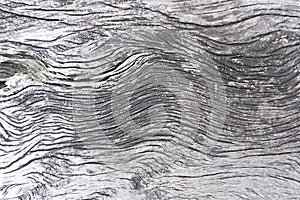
[0,0,299,199]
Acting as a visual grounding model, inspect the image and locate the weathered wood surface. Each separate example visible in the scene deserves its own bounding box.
[0,0,299,199]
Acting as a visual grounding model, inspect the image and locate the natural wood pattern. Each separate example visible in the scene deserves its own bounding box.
[0,0,299,199]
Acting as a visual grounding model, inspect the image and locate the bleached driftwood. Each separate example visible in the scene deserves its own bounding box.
[0,0,299,199]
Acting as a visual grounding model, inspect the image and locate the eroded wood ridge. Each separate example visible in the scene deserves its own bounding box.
[0,0,299,199]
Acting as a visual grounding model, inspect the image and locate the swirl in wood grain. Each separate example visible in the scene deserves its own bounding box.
[109,31,228,148]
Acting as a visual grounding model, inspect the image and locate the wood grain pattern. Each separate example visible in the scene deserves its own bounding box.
[0,0,299,199]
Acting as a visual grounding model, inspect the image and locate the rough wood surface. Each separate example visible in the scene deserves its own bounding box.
[0,0,299,199]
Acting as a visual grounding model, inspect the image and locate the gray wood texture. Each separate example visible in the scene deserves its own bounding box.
[0,0,299,199]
